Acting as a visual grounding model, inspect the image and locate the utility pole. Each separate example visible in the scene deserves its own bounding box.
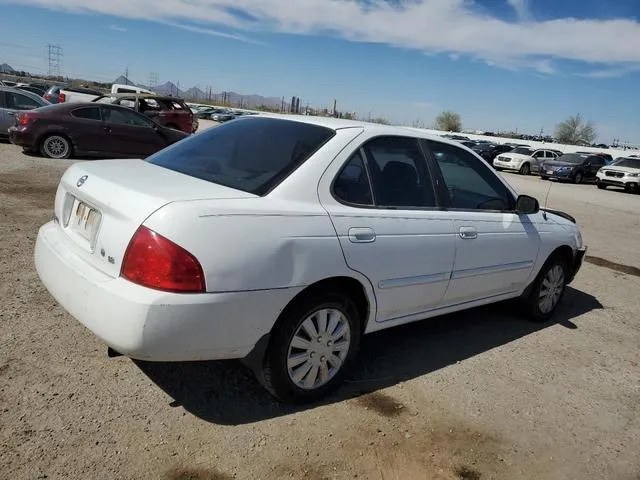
[176,81,180,96]
[148,72,159,90]
[124,66,129,84]
[47,44,63,78]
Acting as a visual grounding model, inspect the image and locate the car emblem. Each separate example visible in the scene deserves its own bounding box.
[77,175,88,188]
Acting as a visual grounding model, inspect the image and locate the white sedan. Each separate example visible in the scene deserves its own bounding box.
[34,115,586,403]
[494,147,562,175]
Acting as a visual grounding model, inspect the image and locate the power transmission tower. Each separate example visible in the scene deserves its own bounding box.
[47,44,63,78]
[124,66,129,84]
[148,72,159,89]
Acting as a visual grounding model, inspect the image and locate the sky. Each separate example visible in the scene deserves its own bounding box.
[0,0,639,143]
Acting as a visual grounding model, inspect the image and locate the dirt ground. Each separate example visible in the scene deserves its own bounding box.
[1,137,639,480]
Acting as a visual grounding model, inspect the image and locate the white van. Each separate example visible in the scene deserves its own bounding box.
[111,84,155,95]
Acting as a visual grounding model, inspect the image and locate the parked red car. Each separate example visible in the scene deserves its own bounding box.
[93,94,198,134]
[8,103,187,159]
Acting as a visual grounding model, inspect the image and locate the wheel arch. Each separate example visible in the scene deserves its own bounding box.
[522,244,574,299]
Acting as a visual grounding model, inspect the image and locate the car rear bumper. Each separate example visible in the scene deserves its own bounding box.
[35,221,300,361]
[8,127,36,149]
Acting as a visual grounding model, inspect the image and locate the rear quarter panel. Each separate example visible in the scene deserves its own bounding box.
[143,198,373,294]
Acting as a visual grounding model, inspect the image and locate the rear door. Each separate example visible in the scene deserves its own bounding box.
[425,140,539,305]
[319,135,456,323]
[100,105,166,157]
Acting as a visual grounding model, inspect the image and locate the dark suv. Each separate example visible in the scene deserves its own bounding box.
[93,94,197,133]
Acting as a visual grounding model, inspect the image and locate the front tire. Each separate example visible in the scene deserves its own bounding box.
[40,135,72,159]
[573,171,584,184]
[519,163,531,175]
[261,292,361,404]
[523,254,568,322]
[597,182,606,190]
[540,175,549,180]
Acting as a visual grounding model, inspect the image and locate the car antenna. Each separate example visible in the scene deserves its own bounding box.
[542,180,552,220]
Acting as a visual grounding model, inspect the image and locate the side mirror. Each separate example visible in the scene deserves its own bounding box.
[515,194,539,215]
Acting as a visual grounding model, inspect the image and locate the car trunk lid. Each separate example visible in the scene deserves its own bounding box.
[54,159,255,278]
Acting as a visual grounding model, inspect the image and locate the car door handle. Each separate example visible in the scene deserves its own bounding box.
[102,126,111,133]
[348,227,376,243]
[459,226,478,240]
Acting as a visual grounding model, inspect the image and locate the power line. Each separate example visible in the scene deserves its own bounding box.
[47,44,62,77]
[148,72,159,89]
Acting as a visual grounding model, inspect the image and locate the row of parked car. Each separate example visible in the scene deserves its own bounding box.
[447,136,640,194]
[0,82,201,159]
[188,104,258,122]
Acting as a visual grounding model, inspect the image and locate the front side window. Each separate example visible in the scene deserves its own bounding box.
[428,140,513,211]
[148,117,335,195]
[533,150,545,158]
[362,136,436,208]
[71,107,101,121]
[102,106,153,127]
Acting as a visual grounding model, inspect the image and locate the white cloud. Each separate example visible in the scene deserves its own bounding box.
[10,0,640,73]
[507,0,531,21]
[108,24,127,32]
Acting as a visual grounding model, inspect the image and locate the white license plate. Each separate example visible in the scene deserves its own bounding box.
[69,198,101,245]
[546,170,553,175]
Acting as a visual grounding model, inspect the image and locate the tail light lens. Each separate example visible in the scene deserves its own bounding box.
[17,112,35,126]
[43,93,53,101]
[121,226,205,293]
[58,92,66,103]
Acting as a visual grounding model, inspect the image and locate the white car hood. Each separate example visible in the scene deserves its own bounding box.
[600,166,640,174]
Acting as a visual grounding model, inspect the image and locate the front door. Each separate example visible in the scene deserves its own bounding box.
[425,140,540,305]
[319,135,456,322]
[100,105,165,157]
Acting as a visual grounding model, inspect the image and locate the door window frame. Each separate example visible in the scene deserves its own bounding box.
[70,106,103,121]
[100,105,155,129]
[421,139,518,213]
[330,135,444,211]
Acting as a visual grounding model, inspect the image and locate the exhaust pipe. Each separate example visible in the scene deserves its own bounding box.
[107,347,123,358]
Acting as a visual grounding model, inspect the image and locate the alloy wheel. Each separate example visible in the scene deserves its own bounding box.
[43,136,70,159]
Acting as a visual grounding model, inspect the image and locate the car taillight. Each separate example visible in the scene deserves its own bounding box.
[121,226,205,293]
[18,112,35,126]
[43,93,53,101]
[58,92,66,103]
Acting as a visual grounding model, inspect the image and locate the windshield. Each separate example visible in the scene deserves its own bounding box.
[612,158,640,169]
[556,154,585,164]
[512,147,533,155]
[147,117,335,195]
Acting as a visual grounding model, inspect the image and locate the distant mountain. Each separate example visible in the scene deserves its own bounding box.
[154,81,183,97]
[110,75,281,108]
[184,87,206,100]
[0,63,16,73]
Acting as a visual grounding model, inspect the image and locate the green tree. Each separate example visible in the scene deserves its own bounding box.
[554,114,596,145]
[435,111,462,132]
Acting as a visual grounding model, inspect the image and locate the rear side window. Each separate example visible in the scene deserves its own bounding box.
[333,151,373,206]
[147,117,335,195]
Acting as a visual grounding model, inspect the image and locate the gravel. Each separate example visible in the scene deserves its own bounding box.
[1,138,639,480]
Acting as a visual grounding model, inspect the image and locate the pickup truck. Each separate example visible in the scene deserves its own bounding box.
[43,85,104,104]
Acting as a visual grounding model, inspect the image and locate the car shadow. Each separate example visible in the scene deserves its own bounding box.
[134,286,602,425]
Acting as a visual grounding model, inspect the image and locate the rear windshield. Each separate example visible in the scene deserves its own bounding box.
[511,147,533,155]
[147,117,335,195]
[556,154,585,164]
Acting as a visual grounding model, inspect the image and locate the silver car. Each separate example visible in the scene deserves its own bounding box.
[0,86,50,137]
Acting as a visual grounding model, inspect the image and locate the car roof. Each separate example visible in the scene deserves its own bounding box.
[0,86,49,103]
[237,114,479,148]
[101,93,185,101]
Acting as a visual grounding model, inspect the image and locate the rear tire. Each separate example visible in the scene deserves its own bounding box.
[519,163,531,175]
[540,175,549,180]
[40,135,72,159]
[261,292,361,404]
[522,254,569,322]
